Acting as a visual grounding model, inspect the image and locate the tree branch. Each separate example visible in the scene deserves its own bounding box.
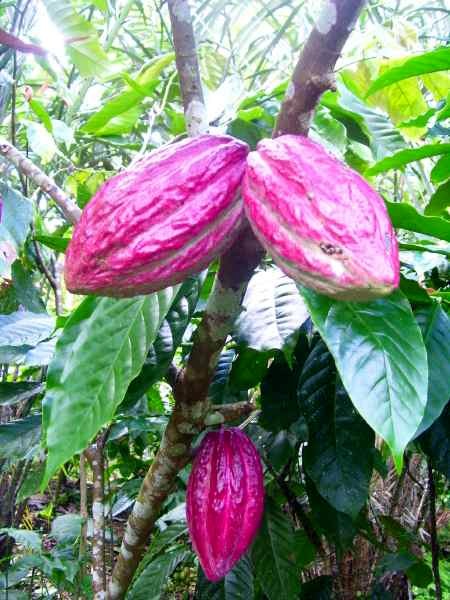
[0,140,81,224]
[274,0,367,136]
[167,0,207,136]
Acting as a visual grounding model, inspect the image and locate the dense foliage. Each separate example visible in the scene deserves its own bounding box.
[0,1,449,599]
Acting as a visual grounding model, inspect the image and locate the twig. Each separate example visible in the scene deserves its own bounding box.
[427,459,442,600]
[167,0,207,136]
[204,399,256,426]
[0,140,81,224]
[32,233,62,315]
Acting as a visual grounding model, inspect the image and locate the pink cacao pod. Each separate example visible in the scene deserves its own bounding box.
[186,427,264,581]
[65,135,248,297]
[242,135,400,301]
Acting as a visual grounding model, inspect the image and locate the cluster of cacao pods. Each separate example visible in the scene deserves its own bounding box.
[65,133,399,301]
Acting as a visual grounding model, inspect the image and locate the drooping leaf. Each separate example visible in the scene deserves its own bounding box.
[234,267,309,364]
[0,382,44,406]
[0,415,41,463]
[126,548,191,600]
[386,200,450,242]
[300,288,428,469]
[298,340,374,517]
[367,47,450,95]
[123,276,202,407]
[260,355,301,433]
[367,143,450,176]
[413,304,450,437]
[251,499,301,600]
[42,288,178,487]
[419,402,449,479]
[195,554,254,600]
[424,181,450,218]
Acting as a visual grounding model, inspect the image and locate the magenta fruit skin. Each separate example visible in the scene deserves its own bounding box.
[65,134,249,297]
[186,427,264,582]
[242,134,400,301]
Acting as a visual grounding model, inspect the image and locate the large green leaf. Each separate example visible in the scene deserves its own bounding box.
[386,201,450,242]
[123,276,202,407]
[11,261,46,314]
[414,304,450,437]
[42,0,110,77]
[419,403,449,479]
[0,528,41,551]
[251,499,301,600]
[0,184,33,275]
[234,267,309,363]
[298,340,374,518]
[0,382,44,406]
[0,415,41,463]
[126,548,191,600]
[367,47,450,96]
[300,288,428,469]
[0,311,55,362]
[430,154,450,184]
[424,181,450,219]
[42,289,177,487]
[260,355,301,433]
[82,54,174,133]
[367,143,450,175]
[195,554,254,600]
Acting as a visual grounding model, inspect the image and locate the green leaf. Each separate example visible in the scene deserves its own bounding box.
[300,288,428,469]
[82,54,174,133]
[11,260,47,313]
[124,276,202,407]
[195,554,254,600]
[430,154,450,184]
[42,0,110,78]
[312,105,347,157]
[367,143,450,175]
[260,355,301,433]
[126,548,191,600]
[0,311,54,362]
[50,514,83,543]
[28,99,52,132]
[229,347,270,391]
[413,304,450,437]
[149,522,187,557]
[386,200,450,242]
[419,402,449,478]
[367,47,450,96]
[208,349,240,406]
[0,528,41,551]
[25,121,57,164]
[0,183,33,275]
[251,499,301,600]
[300,576,333,600]
[234,268,309,364]
[42,288,178,487]
[0,382,44,406]
[399,276,431,305]
[0,415,41,463]
[424,181,450,218]
[34,234,70,253]
[298,340,374,518]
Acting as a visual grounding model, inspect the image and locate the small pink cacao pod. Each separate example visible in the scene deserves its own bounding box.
[65,135,248,297]
[242,135,400,301]
[186,427,264,581]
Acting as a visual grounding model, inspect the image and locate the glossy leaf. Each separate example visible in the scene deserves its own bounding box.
[367,47,450,95]
[0,382,44,406]
[195,554,254,600]
[300,288,428,469]
[234,267,309,363]
[367,143,450,175]
[386,201,450,242]
[251,499,301,600]
[42,288,177,487]
[0,311,54,362]
[126,548,191,600]
[298,340,374,517]
[414,304,450,437]
[0,415,41,463]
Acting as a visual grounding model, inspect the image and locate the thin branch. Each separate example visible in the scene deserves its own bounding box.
[0,140,81,224]
[427,459,442,600]
[167,0,208,136]
[274,0,367,136]
[204,399,256,426]
[32,233,62,315]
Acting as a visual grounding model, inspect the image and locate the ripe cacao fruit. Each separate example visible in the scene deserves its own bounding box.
[186,427,264,581]
[65,135,248,297]
[242,135,399,301]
